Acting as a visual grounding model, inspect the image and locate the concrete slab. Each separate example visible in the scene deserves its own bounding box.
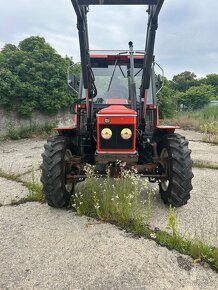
[147,168,218,246]
[0,203,217,290]
[0,177,29,205]
[0,138,45,175]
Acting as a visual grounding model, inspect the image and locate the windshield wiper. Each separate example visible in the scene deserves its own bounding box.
[107,59,118,92]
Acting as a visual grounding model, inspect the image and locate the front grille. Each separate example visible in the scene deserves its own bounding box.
[99,124,134,149]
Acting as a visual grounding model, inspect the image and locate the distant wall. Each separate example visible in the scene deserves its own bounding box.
[0,107,74,137]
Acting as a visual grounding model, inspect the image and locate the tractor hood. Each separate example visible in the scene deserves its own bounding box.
[96,105,137,154]
[97,105,137,116]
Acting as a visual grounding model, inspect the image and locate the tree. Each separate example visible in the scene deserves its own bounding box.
[176,84,214,110]
[204,74,218,96]
[171,71,197,92]
[157,77,175,118]
[0,36,76,117]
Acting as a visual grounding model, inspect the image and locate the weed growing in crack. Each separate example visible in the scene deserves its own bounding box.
[193,161,218,170]
[25,167,44,202]
[166,205,178,236]
[154,206,218,271]
[73,165,156,231]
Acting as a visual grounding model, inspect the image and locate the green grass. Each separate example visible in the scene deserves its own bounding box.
[201,106,218,122]
[7,122,57,140]
[161,106,218,143]
[0,170,23,183]
[72,166,218,271]
[72,166,156,228]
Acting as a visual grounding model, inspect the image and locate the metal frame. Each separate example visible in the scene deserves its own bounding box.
[70,0,164,94]
[78,1,158,5]
[70,0,164,132]
[140,0,164,97]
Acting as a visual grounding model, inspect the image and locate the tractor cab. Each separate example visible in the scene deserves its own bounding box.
[87,51,153,106]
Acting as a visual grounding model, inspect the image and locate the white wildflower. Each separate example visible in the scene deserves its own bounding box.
[150,233,156,239]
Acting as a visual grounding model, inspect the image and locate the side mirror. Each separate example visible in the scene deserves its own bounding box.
[68,75,80,92]
[67,63,80,94]
[156,74,163,90]
[154,62,164,95]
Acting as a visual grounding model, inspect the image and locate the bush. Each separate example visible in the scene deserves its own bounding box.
[0,36,77,117]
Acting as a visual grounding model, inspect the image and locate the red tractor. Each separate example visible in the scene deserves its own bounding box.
[41,0,193,208]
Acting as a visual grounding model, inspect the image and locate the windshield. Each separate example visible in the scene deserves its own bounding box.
[93,64,128,104]
[81,58,153,104]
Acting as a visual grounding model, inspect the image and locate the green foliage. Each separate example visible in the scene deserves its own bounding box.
[160,106,218,143]
[0,36,76,117]
[201,105,218,121]
[159,71,218,118]
[158,77,175,118]
[204,74,218,96]
[166,206,178,236]
[7,122,57,140]
[171,71,197,92]
[25,167,44,202]
[176,84,214,110]
[73,166,156,228]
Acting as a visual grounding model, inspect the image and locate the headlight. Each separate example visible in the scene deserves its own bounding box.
[121,128,132,140]
[101,128,112,140]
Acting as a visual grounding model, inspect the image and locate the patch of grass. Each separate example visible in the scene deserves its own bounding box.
[25,167,44,202]
[73,166,156,229]
[201,106,218,122]
[0,170,23,183]
[161,106,218,143]
[7,122,57,140]
[193,160,218,170]
[73,167,218,272]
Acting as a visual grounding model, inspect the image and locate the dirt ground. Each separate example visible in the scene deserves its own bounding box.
[0,129,218,289]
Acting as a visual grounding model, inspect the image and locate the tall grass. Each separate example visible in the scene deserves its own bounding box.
[201,106,218,122]
[7,122,57,140]
[161,105,218,142]
[73,165,156,229]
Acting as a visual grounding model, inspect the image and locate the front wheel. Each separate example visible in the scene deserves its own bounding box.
[41,136,75,208]
[157,133,194,207]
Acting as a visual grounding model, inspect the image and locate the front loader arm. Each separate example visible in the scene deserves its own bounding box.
[140,0,164,98]
[71,0,97,125]
[71,0,164,98]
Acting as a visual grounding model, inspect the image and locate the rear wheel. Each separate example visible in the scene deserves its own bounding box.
[41,136,75,208]
[157,133,193,207]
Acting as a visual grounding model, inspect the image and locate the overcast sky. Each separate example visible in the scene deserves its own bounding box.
[0,0,218,79]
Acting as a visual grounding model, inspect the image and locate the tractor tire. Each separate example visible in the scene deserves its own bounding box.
[41,136,74,208]
[157,133,193,207]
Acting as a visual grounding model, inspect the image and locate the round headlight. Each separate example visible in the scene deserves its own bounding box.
[121,128,132,140]
[101,128,112,140]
